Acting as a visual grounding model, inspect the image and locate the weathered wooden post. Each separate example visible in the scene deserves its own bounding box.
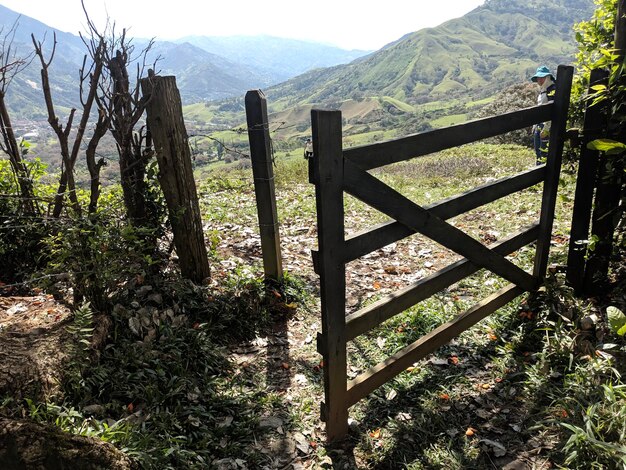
[581,4,626,293]
[140,74,210,284]
[244,90,283,282]
[566,69,609,293]
[310,109,348,442]
[533,65,574,279]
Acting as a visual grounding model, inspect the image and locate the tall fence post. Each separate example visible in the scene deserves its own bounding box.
[141,75,210,284]
[566,69,609,293]
[578,4,626,293]
[310,109,348,442]
[533,65,574,279]
[245,90,283,282]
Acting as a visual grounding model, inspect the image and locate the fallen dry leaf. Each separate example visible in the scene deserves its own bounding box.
[465,427,477,436]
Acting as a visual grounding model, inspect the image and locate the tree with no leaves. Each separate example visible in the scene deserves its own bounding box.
[82,0,158,226]
[0,19,39,216]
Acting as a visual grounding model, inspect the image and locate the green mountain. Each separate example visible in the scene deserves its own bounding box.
[264,0,594,108]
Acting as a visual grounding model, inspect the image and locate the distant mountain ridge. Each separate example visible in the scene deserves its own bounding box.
[1,0,596,127]
[176,35,370,83]
[0,3,369,116]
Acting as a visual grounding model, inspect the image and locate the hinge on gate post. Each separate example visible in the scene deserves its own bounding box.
[320,401,327,422]
[308,155,318,184]
[311,250,319,274]
[316,332,325,355]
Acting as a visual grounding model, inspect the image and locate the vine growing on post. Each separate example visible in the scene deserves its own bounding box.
[572,0,625,289]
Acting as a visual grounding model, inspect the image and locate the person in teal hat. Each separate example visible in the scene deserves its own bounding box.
[530,65,556,164]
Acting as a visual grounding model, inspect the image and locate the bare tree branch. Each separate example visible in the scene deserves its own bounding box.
[80,0,160,225]
[0,18,38,215]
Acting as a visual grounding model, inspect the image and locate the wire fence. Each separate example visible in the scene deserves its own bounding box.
[0,116,313,292]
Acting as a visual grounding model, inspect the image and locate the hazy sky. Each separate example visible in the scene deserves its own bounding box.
[1,0,485,50]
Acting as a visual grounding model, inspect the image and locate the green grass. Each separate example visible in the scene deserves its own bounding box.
[465,95,496,108]
[382,96,416,113]
[431,112,470,128]
[5,141,624,469]
[182,102,215,122]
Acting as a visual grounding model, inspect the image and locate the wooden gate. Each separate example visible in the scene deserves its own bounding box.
[310,65,573,441]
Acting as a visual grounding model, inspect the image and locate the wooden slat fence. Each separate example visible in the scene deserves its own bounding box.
[310,65,574,441]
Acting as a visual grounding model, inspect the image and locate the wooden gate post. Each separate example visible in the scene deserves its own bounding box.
[533,65,574,279]
[140,75,210,284]
[566,69,609,293]
[310,109,348,442]
[583,1,626,292]
[245,90,283,281]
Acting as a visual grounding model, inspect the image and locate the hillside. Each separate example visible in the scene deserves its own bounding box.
[148,41,275,102]
[264,0,594,108]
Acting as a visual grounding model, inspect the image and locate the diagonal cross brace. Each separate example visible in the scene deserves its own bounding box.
[343,159,538,292]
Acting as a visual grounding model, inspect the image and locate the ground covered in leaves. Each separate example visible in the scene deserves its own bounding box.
[1,144,625,469]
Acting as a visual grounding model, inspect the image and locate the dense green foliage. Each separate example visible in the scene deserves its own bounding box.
[570,0,620,122]
[0,159,50,284]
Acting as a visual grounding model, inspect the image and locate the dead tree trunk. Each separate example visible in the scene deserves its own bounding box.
[0,21,39,216]
[0,92,38,215]
[108,49,150,225]
[86,108,110,215]
[32,34,81,217]
[140,74,210,283]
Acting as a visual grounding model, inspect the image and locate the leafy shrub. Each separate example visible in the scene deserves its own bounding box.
[38,216,163,311]
[0,159,50,288]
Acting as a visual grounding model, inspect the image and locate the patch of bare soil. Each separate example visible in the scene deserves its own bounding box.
[0,296,130,470]
[0,295,72,401]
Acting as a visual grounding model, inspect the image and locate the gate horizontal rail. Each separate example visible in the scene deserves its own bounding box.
[346,284,523,407]
[344,104,553,170]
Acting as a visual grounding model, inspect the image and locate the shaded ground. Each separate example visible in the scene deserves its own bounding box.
[1,152,623,468]
[0,418,132,470]
[0,295,72,402]
[0,296,132,469]
[208,190,578,468]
